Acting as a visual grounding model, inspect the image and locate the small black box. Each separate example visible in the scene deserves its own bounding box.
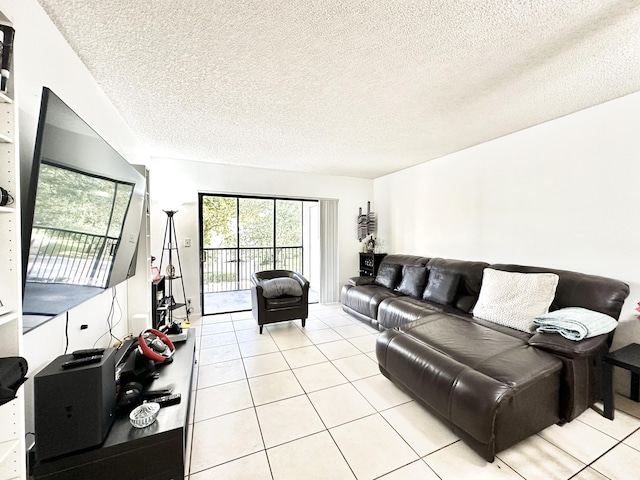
[34,348,116,462]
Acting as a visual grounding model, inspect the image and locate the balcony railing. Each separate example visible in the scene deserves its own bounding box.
[202,246,302,293]
[27,226,118,287]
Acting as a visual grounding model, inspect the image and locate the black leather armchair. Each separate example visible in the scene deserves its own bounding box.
[251,270,310,334]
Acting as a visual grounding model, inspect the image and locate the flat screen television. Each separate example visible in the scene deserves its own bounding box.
[22,87,146,332]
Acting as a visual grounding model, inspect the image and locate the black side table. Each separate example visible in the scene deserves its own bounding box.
[602,343,640,420]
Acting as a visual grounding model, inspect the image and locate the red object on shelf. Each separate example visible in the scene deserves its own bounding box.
[635,301,640,320]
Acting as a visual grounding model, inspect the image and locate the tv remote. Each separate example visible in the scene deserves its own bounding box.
[62,354,103,369]
[72,348,105,359]
[148,393,181,407]
[143,389,173,399]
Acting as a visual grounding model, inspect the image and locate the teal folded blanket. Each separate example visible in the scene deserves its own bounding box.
[533,307,618,341]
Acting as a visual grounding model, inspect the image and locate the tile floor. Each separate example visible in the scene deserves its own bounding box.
[184,303,640,480]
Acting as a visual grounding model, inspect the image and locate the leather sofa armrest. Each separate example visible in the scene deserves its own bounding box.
[348,276,376,286]
[528,332,608,359]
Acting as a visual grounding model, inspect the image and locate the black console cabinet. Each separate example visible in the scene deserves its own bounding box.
[33,330,196,480]
[359,252,387,277]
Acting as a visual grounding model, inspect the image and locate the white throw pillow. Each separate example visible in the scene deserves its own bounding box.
[473,268,559,333]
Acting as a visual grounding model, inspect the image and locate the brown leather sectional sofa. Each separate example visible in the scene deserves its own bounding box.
[341,254,630,461]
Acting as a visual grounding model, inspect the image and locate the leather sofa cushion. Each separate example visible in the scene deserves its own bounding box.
[341,284,401,319]
[396,265,428,297]
[379,316,562,444]
[374,263,402,289]
[423,269,460,305]
[265,296,303,309]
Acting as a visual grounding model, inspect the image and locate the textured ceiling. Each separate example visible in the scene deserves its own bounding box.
[37,1,640,179]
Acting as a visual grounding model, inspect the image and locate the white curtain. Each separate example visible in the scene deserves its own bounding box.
[319,199,339,303]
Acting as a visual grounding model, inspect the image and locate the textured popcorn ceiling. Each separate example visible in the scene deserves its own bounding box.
[37,1,640,179]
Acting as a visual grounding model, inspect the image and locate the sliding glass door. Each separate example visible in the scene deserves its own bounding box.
[199,194,317,315]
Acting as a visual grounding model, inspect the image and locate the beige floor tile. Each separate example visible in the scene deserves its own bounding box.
[538,418,618,464]
[316,339,361,360]
[591,442,640,480]
[301,318,330,331]
[256,395,325,448]
[243,352,290,377]
[624,428,640,451]
[190,408,263,474]
[202,322,234,335]
[571,467,611,480]
[577,406,640,440]
[378,460,440,480]
[190,451,272,480]
[333,323,372,339]
[321,315,357,327]
[239,337,280,357]
[308,383,375,428]
[425,441,521,480]
[194,380,253,422]
[312,309,351,320]
[366,351,378,362]
[272,332,314,350]
[352,374,412,411]
[267,431,355,480]
[233,318,257,331]
[381,401,458,456]
[236,328,271,343]
[332,353,379,381]
[303,328,343,344]
[293,361,348,393]
[198,343,241,366]
[248,370,304,405]
[200,331,238,349]
[331,414,418,479]
[497,434,585,480]
[347,334,378,353]
[198,358,246,389]
[231,311,254,321]
[266,322,302,334]
[202,313,232,324]
[281,345,327,369]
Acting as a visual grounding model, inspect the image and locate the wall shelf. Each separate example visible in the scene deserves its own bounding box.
[0,12,25,480]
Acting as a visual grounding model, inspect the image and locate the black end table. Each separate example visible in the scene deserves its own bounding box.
[602,343,640,420]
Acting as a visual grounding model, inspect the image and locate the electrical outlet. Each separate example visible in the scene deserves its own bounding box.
[184,238,191,247]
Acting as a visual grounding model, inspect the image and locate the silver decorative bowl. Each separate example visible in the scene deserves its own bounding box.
[129,402,160,428]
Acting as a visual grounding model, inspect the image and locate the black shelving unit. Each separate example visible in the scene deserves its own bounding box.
[359,252,387,277]
[158,210,189,328]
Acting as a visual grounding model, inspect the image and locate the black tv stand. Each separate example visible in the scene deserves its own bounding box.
[33,330,196,480]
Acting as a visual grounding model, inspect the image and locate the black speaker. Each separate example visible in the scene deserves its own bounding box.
[34,349,116,462]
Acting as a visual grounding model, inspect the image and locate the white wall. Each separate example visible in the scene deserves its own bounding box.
[0,0,150,429]
[374,91,640,355]
[148,157,373,314]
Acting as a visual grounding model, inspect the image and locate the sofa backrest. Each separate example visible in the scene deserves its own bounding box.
[380,254,430,268]
[426,258,489,312]
[489,264,630,320]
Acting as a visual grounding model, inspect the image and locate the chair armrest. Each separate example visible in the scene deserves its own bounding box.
[528,332,609,359]
[348,276,375,286]
[291,272,310,290]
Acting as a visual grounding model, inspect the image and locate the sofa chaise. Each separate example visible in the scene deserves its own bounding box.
[341,254,629,461]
